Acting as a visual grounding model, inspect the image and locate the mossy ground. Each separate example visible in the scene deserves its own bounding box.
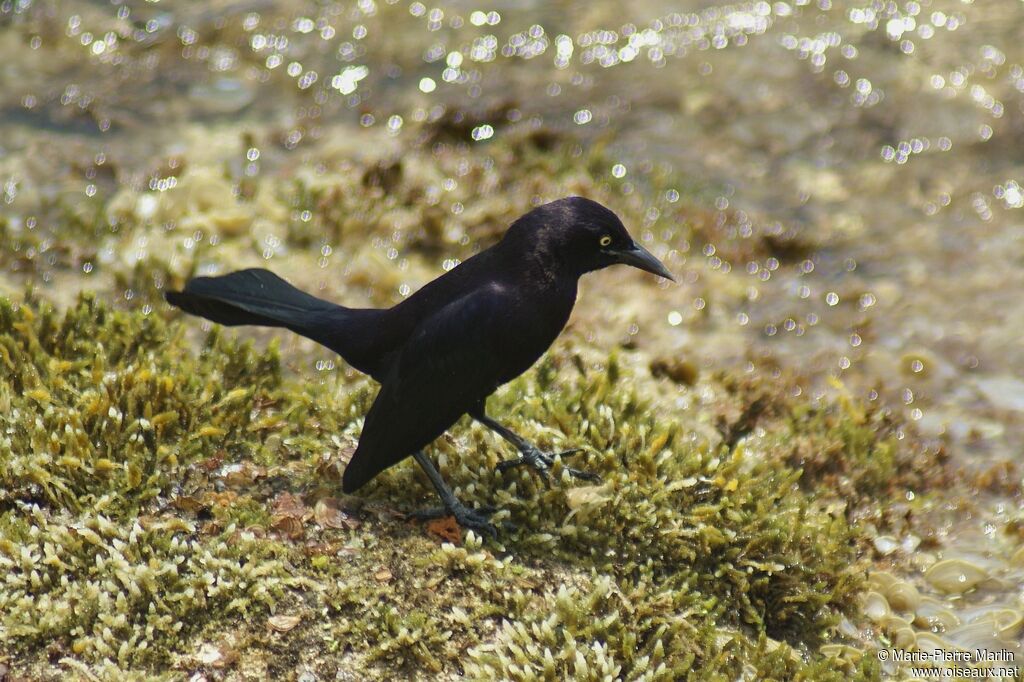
[0,126,950,680]
[0,292,947,680]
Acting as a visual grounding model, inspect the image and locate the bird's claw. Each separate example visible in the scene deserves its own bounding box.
[410,503,505,538]
[497,447,601,484]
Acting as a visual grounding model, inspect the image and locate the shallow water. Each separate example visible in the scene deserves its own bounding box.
[3,0,1024,669]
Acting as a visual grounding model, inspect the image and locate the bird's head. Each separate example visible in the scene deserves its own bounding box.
[505,196,675,281]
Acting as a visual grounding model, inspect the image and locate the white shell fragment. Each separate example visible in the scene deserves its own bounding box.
[873,535,900,556]
[914,597,961,631]
[268,615,302,632]
[923,559,989,594]
[884,581,921,613]
[861,591,890,622]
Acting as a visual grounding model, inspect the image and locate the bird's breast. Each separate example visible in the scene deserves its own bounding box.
[491,281,576,385]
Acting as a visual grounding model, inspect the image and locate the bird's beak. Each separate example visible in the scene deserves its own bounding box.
[611,242,675,281]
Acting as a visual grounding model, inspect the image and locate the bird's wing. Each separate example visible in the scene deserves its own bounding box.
[342,283,519,493]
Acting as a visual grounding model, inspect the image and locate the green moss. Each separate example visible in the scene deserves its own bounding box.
[465,576,883,681]
[0,505,288,668]
[0,287,938,679]
[0,293,282,515]
[405,353,871,673]
[211,493,272,528]
[466,575,708,681]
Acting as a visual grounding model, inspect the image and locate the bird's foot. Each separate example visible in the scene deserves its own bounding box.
[496,446,601,484]
[410,502,504,538]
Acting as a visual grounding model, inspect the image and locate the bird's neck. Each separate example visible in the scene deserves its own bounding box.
[499,235,584,289]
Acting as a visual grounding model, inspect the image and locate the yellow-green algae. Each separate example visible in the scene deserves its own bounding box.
[0,292,952,680]
[0,123,810,318]
[0,294,298,675]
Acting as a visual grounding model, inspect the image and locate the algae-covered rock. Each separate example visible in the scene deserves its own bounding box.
[0,293,917,680]
[0,293,282,512]
[0,508,287,668]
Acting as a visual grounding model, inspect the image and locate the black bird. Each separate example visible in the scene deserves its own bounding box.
[166,196,673,536]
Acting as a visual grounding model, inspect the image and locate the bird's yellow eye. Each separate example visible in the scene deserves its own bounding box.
[599,235,613,247]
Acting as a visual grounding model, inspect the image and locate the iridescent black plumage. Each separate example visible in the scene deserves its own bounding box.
[166,196,673,535]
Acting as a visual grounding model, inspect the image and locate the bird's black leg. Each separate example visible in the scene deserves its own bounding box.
[470,408,601,484]
[409,450,500,538]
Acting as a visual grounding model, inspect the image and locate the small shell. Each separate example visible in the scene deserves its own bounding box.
[762,637,802,662]
[944,621,1002,653]
[892,626,916,650]
[885,581,921,614]
[881,614,912,631]
[270,515,304,540]
[873,535,900,556]
[915,632,958,658]
[271,492,308,519]
[991,609,1023,639]
[911,552,938,571]
[268,615,302,632]
[966,607,1024,639]
[924,559,989,594]
[820,644,863,662]
[314,498,360,530]
[862,591,890,622]
[867,570,899,593]
[836,617,859,639]
[915,597,961,631]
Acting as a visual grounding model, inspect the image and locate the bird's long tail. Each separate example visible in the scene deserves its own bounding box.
[165,268,356,350]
